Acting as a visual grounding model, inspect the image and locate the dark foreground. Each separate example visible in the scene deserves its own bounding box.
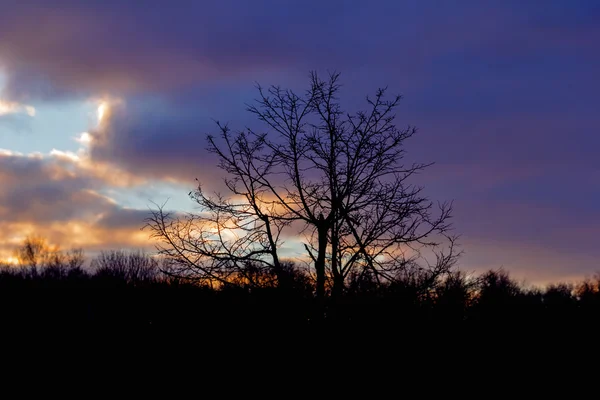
[2,265,599,355]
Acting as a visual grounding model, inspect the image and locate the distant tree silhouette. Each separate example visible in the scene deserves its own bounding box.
[15,235,84,277]
[575,274,600,320]
[15,235,56,271]
[543,283,575,308]
[91,250,159,285]
[433,270,477,323]
[147,71,457,304]
[475,269,522,311]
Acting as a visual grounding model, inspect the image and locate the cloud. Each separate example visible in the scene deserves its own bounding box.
[0,100,35,117]
[0,98,36,131]
[86,95,234,185]
[0,1,315,100]
[0,149,156,262]
[0,146,153,222]
[0,218,154,262]
[1,1,597,101]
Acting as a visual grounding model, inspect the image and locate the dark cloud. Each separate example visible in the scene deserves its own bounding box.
[95,207,153,231]
[0,151,126,222]
[1,0,596,100]
[0,0,340,99]
[87,95,225,184]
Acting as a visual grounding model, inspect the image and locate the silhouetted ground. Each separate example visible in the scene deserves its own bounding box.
[1,262,599,371]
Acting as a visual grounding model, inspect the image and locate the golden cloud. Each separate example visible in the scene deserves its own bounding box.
[0,219,158,265]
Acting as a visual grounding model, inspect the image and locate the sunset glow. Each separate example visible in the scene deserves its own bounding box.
[2,256,19,265]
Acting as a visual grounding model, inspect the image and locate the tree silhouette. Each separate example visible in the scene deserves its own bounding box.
[91,250,160,285]
[147,72,457,303]
[14,235,84,277]
[15,235,56,271]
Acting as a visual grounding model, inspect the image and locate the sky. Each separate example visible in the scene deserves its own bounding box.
[0,0,599,285]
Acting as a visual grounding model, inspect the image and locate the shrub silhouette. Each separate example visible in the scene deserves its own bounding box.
[91,250,159,285]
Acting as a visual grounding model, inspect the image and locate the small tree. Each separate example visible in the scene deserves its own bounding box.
[147,72,458,303]
[15,235,85,277]
[15,235,55,271]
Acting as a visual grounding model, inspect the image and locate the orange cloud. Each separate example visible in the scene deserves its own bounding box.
[0,219,158,265]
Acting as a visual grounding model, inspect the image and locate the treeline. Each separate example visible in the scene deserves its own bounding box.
[2,247,600,339]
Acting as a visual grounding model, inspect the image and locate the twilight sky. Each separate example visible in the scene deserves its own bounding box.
[0,0,599,284]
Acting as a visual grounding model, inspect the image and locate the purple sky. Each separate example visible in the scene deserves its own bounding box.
[0,0,599,284]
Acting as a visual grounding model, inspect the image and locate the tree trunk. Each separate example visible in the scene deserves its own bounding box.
[315,225,328,303]
[330,218,343,300]
[263,215,285,288]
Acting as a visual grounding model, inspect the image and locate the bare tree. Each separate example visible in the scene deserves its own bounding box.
[147,72,458,302]
[15,235,85,278]
[15,235,56,271]
[91,250,159,285]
